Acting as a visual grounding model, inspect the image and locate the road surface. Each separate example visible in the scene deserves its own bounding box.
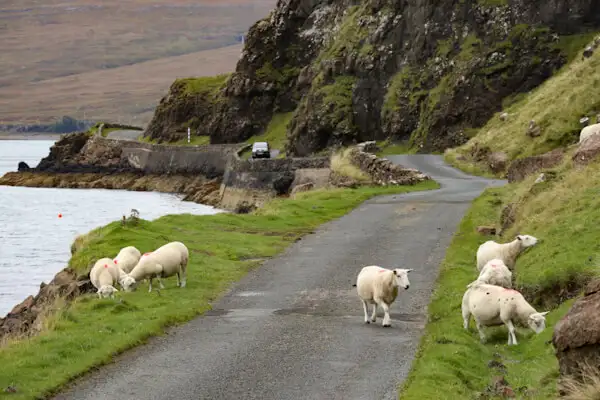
[53,155,505,400]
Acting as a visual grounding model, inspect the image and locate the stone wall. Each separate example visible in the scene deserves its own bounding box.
[507,149,565,183]
[348,141,431,185]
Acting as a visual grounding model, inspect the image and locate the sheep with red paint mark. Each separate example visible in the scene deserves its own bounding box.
[122,241,189,292]
[113,246,142,274]
[89,257,125,299]
[461,283,549,345]
[355,265,413,327]
[468,258,512,289]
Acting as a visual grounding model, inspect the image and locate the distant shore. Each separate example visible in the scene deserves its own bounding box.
[0,132,62,141]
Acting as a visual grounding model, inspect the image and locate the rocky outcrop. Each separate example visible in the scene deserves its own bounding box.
[573,133,600,167]
[507,149,565,182]
[552,279,600,382]
[144,0,600,155]
[0,268,94,340]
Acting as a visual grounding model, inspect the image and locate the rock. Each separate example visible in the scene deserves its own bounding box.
[499,112,509,121]
[506,149,564,183]
[17,161,30,171]
[580,116,590,127]
[469,143,491,162]
[290,182,315,197]
[578,122,600,144]
[476,226,497,235]
[487,152,508,173]
[499,203,517,235]
[526,120,541,138]
[272,172,295,195]
[534,173,545,183]
[583,45,594,59]
[552,278,600,383]
[573,133,600,166]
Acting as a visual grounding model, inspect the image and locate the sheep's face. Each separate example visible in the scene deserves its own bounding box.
[516,235,538,248]
[393,269,413,290]
[120,276,137,292]
[97,285,118,299]
[528,311,549,334]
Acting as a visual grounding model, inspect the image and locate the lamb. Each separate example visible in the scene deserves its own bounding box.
[468,258,513,288]
[461,283,549,345]
[90,257,124,299]
[476,234,538,271]
[113,246,142,273]
[122,241,189,292]
[355,265,412,327]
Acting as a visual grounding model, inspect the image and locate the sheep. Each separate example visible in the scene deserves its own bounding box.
[476,234,538,271]
[461,283,549,345]
[113,246,142,273]
[89,257,123,299]
[355,265,413,327]
[579,122,600,144]
[122,241,189,292]
[468,258,513,289]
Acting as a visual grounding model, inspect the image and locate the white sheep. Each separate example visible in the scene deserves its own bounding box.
[476,234,538,271]
[113,246,142,273]
[122,241,189,292]
[579,122,600,144]
[90,257,123,299]
[461,283,549,345]
[468,259,513,288]
[355,265,412,327]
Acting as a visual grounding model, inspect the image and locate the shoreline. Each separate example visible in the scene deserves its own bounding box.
[0,133,62,141]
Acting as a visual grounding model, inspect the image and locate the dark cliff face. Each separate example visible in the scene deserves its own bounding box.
[145,0,600,155]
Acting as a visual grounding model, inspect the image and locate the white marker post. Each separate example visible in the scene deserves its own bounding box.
[187,127,191,144]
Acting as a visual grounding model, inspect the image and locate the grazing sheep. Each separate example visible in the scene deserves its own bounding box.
[122,241,189,292]
[579,122,600,144]
[90,257,123,299]
[468,259,513,289]
[461,283,549,345]
[113,246,142,273]
[476,234,538,271]
[355,265,413,327]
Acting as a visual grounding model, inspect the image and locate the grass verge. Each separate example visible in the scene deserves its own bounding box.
[401,156,600,398]
[0,182,438,400]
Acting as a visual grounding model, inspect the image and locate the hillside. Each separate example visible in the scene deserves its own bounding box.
[0,0,275,126]
[143,0,600,154]
[399,37,600,398]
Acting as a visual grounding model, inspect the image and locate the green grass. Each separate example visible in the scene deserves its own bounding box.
[445,34,600,176]
[375,139,417,156]
[175,73,230,97]
[137,135,211,146]
[400,184,582,399]
[0,182,438,400]
[401,155,600,398]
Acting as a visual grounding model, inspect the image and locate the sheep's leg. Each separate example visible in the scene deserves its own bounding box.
[148,277,153,292]
[475,318,486,343]
[156,275,165,289]
[361,300,370,324]
[462,305,471,331]
[370,302,377,323]
[380,301,392,327]
[180,259,187,288]
[506,320,518,345]
[176,272,181,287]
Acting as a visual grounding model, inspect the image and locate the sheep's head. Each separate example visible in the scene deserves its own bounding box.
[120,276,137,292]
[528,311,549,334]
[516,234,538,248]
[393,269,413,290]
[97,285,118,299]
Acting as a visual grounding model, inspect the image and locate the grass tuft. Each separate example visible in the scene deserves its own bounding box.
[330,148,372,183]
[560,362,600,400]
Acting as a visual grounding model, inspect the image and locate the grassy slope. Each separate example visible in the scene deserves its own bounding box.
[0,182,437,400]
[402,37,600,399]
[239,112,293,158]
[445,36,600,176]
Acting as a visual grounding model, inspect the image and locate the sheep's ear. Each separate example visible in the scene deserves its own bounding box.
[393,270,398,276]
[516,235,522,240]
[539,311,549,317]
[405,269,414,273]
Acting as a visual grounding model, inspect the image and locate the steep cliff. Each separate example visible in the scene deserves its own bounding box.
[145,0,600,155]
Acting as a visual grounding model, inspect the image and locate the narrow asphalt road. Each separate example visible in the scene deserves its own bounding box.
[53,155,505,400]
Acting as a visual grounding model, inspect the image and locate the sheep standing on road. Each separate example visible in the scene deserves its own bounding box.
[90,257,125,299]
[355,265,412,327]
[468,259,513,288]
[461,283,548,345]
[476,234,538,271]
[122,241,189,292]
[113,246,142,274]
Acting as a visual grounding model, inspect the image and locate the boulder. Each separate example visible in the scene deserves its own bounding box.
[526,120,541,138]
[506,149,564,183]
[578,122,600,144]
[573,133,600,167]
[476,226,497,235]
[553,279,600,382]
[487,152,508,174]
[17,161,30,171]
[291,182,315,197]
